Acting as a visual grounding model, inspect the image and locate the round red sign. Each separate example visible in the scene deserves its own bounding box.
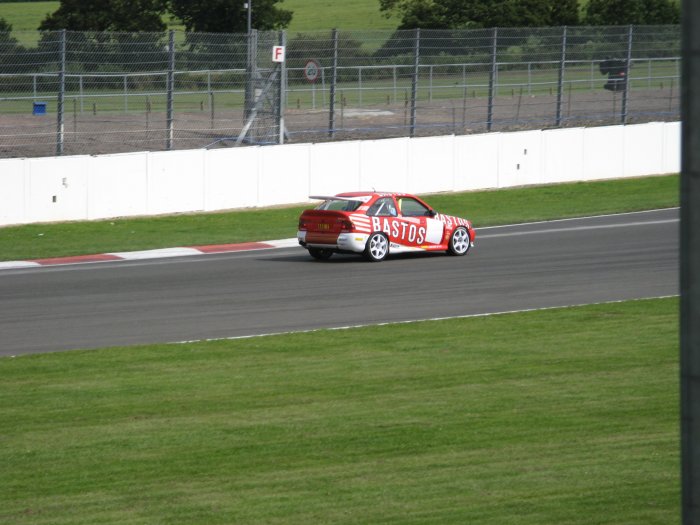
[304,60,320,83]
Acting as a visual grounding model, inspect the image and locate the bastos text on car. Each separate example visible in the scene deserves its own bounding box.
[297,192,476,262]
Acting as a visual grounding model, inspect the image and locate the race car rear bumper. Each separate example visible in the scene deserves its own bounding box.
[298,231,369,254]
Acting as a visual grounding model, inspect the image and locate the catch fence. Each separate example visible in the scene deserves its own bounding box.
[0,25,681,158]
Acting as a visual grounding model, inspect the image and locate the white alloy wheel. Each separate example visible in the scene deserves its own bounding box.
[448,227,470,256]
[364,232,389,262]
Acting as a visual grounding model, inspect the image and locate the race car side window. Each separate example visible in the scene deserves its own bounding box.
[398,197,431,217]
[366,197,397,217]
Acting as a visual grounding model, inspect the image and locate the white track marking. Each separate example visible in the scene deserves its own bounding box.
[0,261,41,270]
[476,207,679,231]
[478,218,678,239]
[175,295,679,345]
[107,247,203,259]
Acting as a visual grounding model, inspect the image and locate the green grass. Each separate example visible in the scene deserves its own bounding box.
[0,297,679,524]
[285,0,397,32]
[0,1,57,32]
[0,1,185,33]
[0,174,679,262]
[0,0,395,35]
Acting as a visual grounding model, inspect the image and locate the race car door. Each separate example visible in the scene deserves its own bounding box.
[396,196,445,248]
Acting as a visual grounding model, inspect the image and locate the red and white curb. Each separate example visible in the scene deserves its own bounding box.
[0,209,678,271]
[0,238,299,270]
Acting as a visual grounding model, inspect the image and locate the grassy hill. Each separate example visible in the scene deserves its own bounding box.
[285,0,396,32]
[0,0,397,33]
[0,1,57,32]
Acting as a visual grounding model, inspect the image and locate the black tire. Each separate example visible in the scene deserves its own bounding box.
[447,226,471,256]
[308,248,333,260]
[364,232,389,262]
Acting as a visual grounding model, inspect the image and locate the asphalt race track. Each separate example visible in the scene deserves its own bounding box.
[0,208,679,356]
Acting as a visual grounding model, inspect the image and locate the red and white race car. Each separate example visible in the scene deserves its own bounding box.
[297,192,476,262]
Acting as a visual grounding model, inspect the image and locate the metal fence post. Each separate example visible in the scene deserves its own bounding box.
[123,75,128,113]
[278,30,286,145]
[79,75,84,113]
[393,65,398,103]
[207,70,212,109]
[556,26,567,127]
[358,66,363,105]
[245,30,254,122]
[56,29,66,156]
[166,29,175,150]
[429,64,433,102]
[621,25,633,124]
[487,27,498,132]
[328,28,338,138]
[410,28,420,138]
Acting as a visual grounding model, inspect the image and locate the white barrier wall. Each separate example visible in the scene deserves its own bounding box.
[87,152,149,220]
[0,122,680,227]
[0,159,27,226]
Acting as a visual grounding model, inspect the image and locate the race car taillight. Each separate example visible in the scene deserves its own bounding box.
[298,219,307,230]
[340,219,354,232]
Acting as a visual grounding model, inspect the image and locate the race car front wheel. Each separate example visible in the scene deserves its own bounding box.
[308,248,333,260]
[447,227,471,256]
[364,232,389,262]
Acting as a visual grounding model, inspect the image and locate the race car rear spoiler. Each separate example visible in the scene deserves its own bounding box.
[309,195,372,202]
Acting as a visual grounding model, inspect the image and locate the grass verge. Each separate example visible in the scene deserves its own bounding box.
[0,297,679,524]
[0,174,678,262]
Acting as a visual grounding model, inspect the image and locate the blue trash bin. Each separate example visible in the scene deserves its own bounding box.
[32,102,47,115]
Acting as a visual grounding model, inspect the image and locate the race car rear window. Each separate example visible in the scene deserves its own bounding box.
[316,199,363,212]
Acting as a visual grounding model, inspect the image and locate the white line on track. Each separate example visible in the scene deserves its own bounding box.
[476,207,679,231]
[175,294,679,346]
[478,218,678,239]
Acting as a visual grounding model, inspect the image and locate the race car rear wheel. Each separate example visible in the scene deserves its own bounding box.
[447,227,471,256]
[308,248,333,260]
[364,232,389,262]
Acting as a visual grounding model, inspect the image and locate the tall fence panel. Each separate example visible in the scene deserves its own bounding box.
[0,25,680,159]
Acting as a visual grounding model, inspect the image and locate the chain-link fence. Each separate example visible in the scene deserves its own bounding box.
[0,25,680,158]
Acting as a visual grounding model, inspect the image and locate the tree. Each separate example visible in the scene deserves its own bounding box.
[38,0,169,32]
[0,17,25,75]
[584,0,680,25]
[379,0,579,30]
[0,17,17,43]
[0,17,11,34]
[384,0,450,29]
[169,0,292,33]
[0,17,21,51]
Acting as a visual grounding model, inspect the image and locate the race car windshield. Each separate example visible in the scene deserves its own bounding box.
[316,199,363,212]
